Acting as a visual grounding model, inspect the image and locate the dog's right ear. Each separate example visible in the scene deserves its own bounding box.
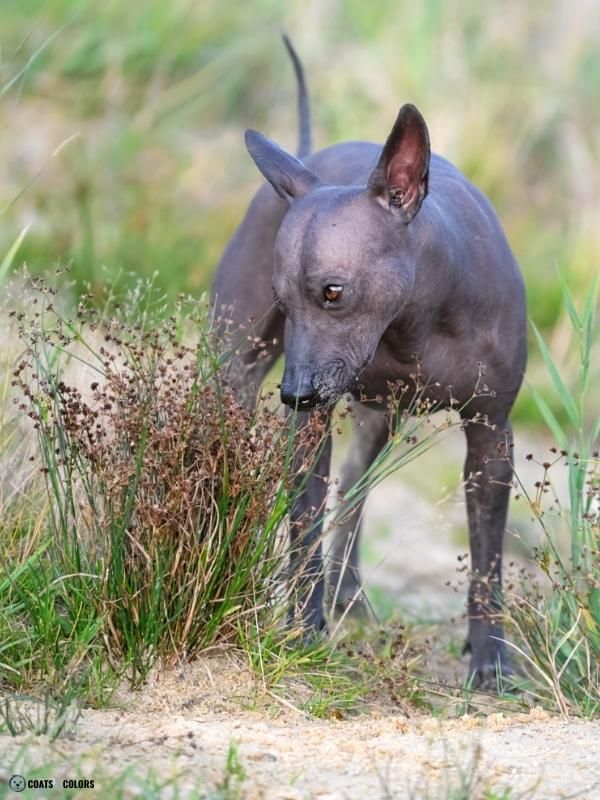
[245,130,321,202]
[367,104,430,223]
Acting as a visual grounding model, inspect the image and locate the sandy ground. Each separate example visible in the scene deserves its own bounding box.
[2,655,599,799]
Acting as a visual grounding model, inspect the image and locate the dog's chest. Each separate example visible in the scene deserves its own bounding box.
[353,332,489,410]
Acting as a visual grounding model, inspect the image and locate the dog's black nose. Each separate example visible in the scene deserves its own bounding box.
[281,365,320,410]
[280,386,319,410]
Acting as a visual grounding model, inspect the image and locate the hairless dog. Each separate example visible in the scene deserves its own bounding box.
[212,38,526,688]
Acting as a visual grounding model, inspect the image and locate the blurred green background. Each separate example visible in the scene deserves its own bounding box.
[1,0,599,422]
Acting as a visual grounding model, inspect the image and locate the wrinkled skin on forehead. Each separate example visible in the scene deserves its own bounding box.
[272,186,414,406]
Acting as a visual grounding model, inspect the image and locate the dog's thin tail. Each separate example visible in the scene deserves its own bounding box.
[282,33,311,160]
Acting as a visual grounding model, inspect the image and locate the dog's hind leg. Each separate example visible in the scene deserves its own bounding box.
[462,414,515,688]
[328,403,390,619]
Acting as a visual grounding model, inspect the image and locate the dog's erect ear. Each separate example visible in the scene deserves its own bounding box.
[245,130,322,202]
[367,104,430,222]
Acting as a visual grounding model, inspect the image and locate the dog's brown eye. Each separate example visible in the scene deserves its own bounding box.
[323,284,343,303]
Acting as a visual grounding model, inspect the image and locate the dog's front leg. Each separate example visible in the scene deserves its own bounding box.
[463,417,514,687]
[289,411,332,635]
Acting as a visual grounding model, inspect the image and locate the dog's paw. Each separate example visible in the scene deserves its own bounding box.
[467,651,515,693]
[287,604,328,644]
[299,616,329,647]
[331,589,370,621]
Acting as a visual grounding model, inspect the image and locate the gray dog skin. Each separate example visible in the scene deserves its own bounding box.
[212,39,527,687]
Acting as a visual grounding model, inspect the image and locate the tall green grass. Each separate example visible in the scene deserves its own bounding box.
[505,278,600,715]
[2,280,308,692]
[1,277,445,722]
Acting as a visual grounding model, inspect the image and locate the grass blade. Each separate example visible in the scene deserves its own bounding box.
[531,321,580,430]
[526,380,567,449]
[0,224,30,285]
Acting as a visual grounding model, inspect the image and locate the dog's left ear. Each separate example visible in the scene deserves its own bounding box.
[245,130,322,202]
[367,104,430,223]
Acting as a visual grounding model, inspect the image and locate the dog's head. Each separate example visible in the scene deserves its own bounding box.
[245,104,430,410]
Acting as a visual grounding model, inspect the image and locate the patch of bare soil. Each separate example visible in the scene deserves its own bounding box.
[2,655,599,799]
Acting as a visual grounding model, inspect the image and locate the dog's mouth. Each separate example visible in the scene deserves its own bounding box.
[280,358,371,412]
[286,395,322,411]
[280,389,336,412]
